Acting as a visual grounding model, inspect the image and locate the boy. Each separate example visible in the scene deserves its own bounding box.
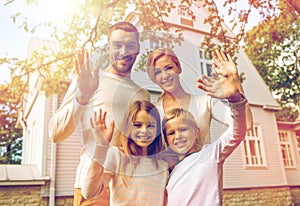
[162,72,247,206]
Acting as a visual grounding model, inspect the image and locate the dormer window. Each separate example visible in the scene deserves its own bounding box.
[178,5,194,27]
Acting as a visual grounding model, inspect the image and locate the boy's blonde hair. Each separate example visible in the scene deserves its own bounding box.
[162,108,202,150]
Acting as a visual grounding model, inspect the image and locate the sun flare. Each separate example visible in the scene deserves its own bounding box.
[38,0,75,23]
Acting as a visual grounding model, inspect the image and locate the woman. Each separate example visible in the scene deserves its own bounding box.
[146,48,252,145]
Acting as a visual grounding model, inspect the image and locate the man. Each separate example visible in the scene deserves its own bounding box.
[49,22,150,206]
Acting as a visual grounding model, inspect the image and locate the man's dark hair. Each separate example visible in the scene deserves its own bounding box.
[108,22,139,42]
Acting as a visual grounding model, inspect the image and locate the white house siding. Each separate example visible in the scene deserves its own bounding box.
[277,124,300,186]
[49,93,82,196]
[22,92,48,177]
[163,0,227,36]
[55,132,81,196]
[223,106,286,188]
[45,96,54,178]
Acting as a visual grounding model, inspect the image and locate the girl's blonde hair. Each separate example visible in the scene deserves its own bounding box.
[162,108,203,150]
[114,100,163,186]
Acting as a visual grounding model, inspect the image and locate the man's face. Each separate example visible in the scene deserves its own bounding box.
[107,29,140,77]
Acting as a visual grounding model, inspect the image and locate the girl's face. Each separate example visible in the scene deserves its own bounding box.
[153,55,181,94]
[165,117,198,160]
[130,110,158,153]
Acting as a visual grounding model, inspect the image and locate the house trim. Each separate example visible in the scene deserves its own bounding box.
[0,180,49,186]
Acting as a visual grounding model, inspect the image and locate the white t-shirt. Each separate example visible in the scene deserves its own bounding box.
[166,99,247,206]
[103,147,169,206]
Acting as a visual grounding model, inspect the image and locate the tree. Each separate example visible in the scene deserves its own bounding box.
[0,0,298,99]
[0,84,23,164]
[1,0,299,100]
[244,1,300,121]
[1,0,300,162]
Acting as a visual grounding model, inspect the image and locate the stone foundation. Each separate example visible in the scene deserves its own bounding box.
[223,186,297,206]
[0,185,73,206]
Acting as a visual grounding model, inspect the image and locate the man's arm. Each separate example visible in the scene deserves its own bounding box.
[48,79,86,143]
[49,49,99,143]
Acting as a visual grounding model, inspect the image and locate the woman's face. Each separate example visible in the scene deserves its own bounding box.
[153,55,181,94]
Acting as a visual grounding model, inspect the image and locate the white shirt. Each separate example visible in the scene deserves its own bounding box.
[166,99,247,206]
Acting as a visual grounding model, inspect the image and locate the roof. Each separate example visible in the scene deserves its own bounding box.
[0,165,49,186]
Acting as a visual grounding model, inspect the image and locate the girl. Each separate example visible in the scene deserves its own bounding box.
[146,48,252,146]
[82,100,169,206]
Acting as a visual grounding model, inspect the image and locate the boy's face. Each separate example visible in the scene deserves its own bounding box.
[165,117,199,160]
[106,29,140,77]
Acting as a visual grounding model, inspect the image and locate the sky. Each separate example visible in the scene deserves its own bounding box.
[0,0,74,83]
[0,0,261,84]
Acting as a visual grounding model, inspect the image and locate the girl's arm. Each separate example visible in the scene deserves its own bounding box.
[81,109,114,199]
[81,158,105,199]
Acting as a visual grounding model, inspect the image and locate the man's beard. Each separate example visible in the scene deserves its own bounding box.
[112,55,135,74]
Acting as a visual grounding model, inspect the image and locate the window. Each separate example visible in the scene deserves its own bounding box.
[198,49,212,76]
[178,5,194,27]
[278,131,295,168]
[180,17,194,27]
[149,34,171,50]
[243,125,266,167]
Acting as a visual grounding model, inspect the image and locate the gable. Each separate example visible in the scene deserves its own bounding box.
[127,1,280,109]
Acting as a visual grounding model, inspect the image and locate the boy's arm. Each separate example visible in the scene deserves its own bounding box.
[206,50,253,130]
[197,50,248,160]
[235,80,253,130]
[216,97,247,161]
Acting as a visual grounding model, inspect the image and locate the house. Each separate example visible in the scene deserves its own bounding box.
[2,1,300,205]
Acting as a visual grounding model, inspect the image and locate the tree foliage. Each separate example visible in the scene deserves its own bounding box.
[1,0,299,102]
[0,0,298,102]
[1,0,300,163]
[0,84,23,164]
[244,1,300,121]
